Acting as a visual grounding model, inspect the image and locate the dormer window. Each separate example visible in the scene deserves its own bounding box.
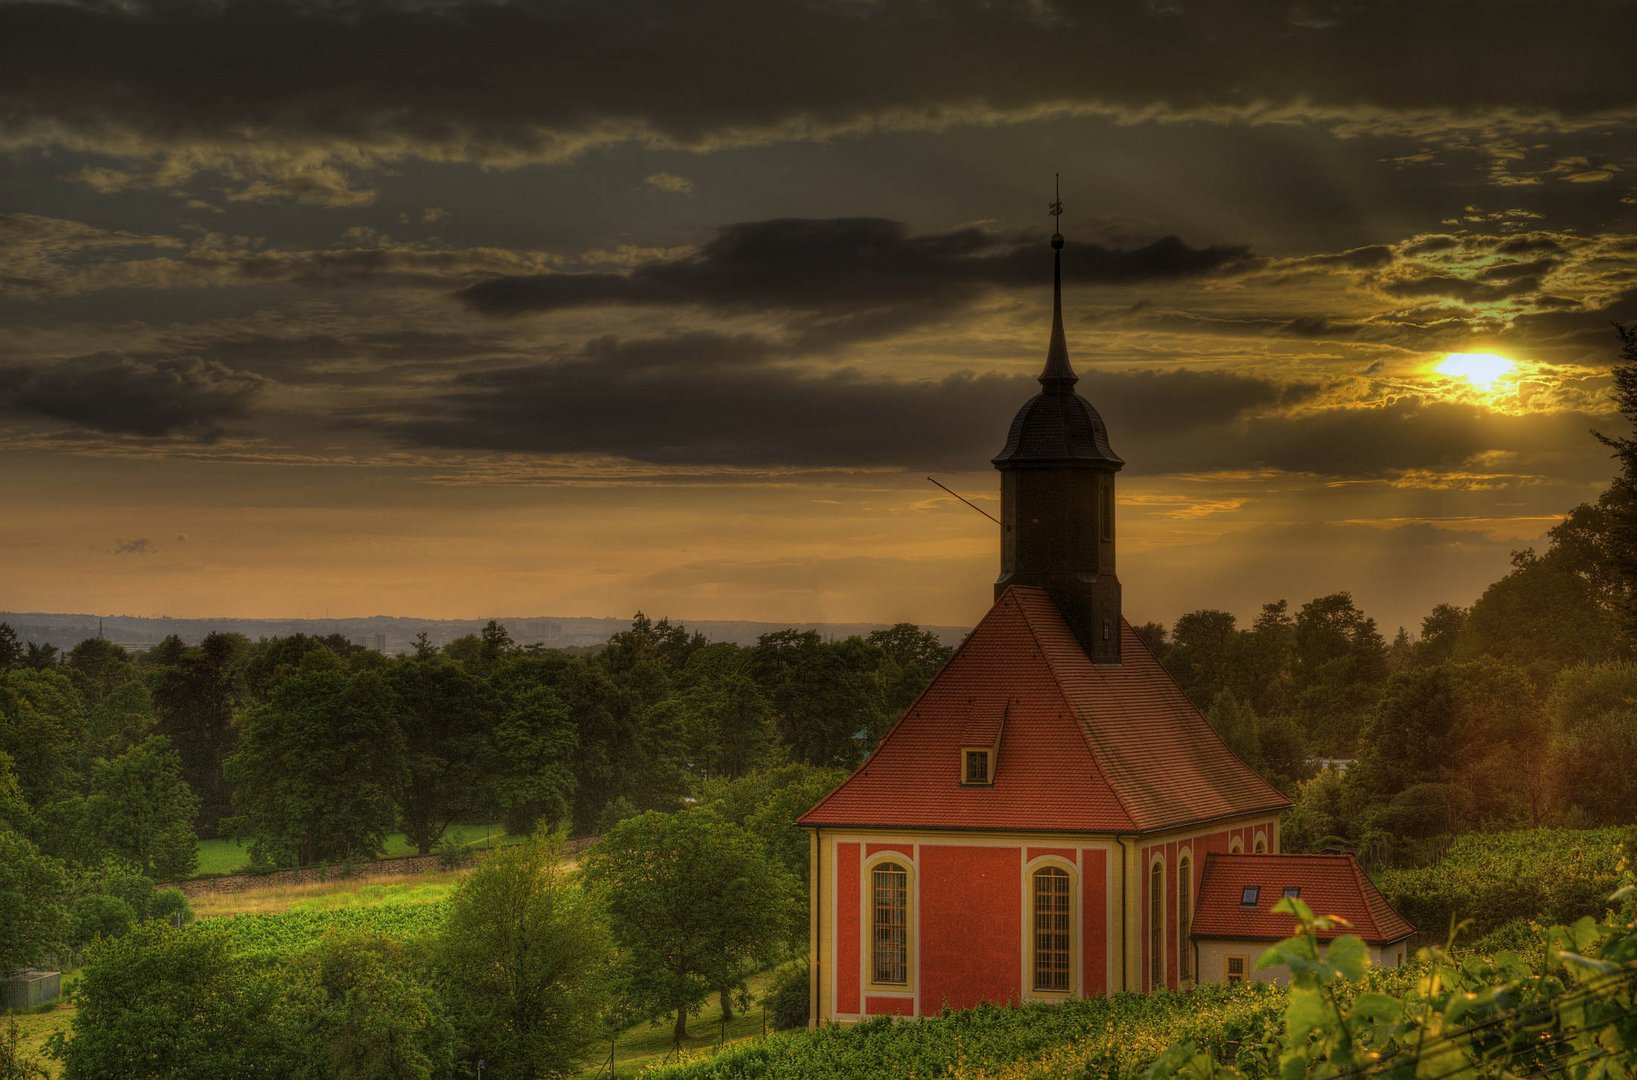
[1240,885,1260,907]
[963,748,993,785]
[1283,886,1301,899]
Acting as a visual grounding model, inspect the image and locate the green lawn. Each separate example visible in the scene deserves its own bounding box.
[580,965,794,1079]
[192,822,513,878]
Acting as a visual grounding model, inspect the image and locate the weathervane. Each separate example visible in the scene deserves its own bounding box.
[1049,173,1064,249]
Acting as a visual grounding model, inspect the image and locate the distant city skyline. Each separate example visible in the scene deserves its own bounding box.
[2,1,1633,637]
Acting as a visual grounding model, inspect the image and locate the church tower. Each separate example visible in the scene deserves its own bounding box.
[992,190,1124,663]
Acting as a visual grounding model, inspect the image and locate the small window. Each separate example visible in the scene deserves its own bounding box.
[1253,835,1267,854]
[1149,860,1164,988]
[963,749,991,785]
[1229,837,1244,854]
[1177,855,1192,982]
[1225,955,1247,984]
[1283,886,1301,899]
[1240,885,1260,907]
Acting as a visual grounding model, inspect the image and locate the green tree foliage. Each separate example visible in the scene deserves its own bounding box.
[1291,592,1387,754]
[437,830,609,1080]
[223,669,408,867]
[1456,548,1621,678]
[586,808,795,1042]
[0,828,71,970]
[0,623,21,672]
[388,658,498,852]
[82,735,200,880]
[150,632,250,834]
[1165,609,1241,709]
[70,894,137,947]
[81,680,156,768]
[1589,323,1637,638]
[62,639,133,705]
[287,930,454,1080]
[52,922,302,1080]
[484,685,577,835]
[0,668,85,810]
[1545,660,1637,824]
[750,630,887,768]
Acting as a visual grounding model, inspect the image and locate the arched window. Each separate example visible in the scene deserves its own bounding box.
[1149,858,1164,988]
[1229,836,1244,854]
[1253,833,1268,854]
[870,862,909,986]
[1177,854,1192,982]
[1032,867,1071,992]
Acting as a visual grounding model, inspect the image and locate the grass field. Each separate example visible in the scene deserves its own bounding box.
[188,867,472,919]
[579,965,794,1080]
[193,822,512,877]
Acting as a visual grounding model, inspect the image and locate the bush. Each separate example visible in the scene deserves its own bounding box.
[147,887,194,927]
[765,964,809,1031]
[70,895,136,947]
[1,1020,49,1080]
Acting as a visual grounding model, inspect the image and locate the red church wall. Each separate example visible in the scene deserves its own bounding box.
[1139,822,1270,991]
[919,845,1021,1012]
[867,842,914,857]
[1083,848,1107,995]
[836,842,860,1015]
[866,995,915,1016]
[1027,846,1076,862]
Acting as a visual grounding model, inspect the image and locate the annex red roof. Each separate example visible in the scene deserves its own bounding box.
[1191,853,1415,944]
[797,586,1290,835]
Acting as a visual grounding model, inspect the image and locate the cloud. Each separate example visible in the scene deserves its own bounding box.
[457,217,1253,318]
[112,538,154,556]
[5,0,1633,200]
[0,355,266,439]
[366,339,1293,470]
[645,173,695,195]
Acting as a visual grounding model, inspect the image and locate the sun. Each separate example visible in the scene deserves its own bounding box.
[1437,352,1516,391]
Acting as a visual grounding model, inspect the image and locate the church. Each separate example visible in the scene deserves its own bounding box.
[798,209,1412,1023]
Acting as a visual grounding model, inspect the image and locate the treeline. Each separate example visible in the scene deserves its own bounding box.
[0,611,940,979]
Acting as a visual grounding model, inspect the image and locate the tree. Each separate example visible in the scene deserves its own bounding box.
[484,685,577,835]
[150,633,250,834]
[1456,549,1620,677]
[0,668,85,822]
[288,931,454,1080]
[1544,660,1637,824]
[388,659,498,853]
[81,680,156,768]
[1589,323,1637,638]
[1291,593,1387,754]
[82,736,199,881]
[63,639,133,705]
[1163,609,1240,708]
[0,623,21,672]
[436,830,608,1080]
[223,669,408,867]
[52,922,301,1080]
[867,623,952,716]
[1414,603,1467,667]
[750,630,884,767]
[585,808,794,1041]
[0,829,70,971]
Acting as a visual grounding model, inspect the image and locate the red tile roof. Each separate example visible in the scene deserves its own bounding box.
[797,586,1290,834]
[1191,853,1415,944]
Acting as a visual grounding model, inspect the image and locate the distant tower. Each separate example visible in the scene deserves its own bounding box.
[992,181,1125,663]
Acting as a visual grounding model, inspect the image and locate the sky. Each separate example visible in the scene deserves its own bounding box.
[2,0,1635,636]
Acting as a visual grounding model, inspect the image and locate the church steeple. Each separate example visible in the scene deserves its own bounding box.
[1040,175,1076,393]
[992,183,1125,663]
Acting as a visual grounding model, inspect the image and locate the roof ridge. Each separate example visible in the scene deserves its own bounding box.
[1006,586,1139,832]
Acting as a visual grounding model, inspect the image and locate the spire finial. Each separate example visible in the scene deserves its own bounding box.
[1040,174,1076,392]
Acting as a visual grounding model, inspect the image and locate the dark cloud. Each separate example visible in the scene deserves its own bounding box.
[2,0,1633,183]
[458,217,1252,317]
[0,355,265,438]
[1382,273,1541,302]
[112,538,154,556]
[366,333,1290,469]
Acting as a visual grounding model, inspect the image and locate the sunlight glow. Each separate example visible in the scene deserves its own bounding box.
[1438,352,1516,391]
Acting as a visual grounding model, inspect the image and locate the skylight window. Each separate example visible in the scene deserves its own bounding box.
[1283,886,1301,899]
[1240,885,1260,907]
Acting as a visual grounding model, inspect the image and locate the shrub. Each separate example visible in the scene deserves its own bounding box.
[765,964,809,1031]
[147,887,194,927]
[70,895,136,947]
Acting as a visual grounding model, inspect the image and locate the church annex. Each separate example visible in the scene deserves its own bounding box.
[797,205,1410,1022]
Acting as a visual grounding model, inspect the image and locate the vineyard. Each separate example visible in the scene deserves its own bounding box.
[198,895,449,960]
[1373,826,1636,944]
